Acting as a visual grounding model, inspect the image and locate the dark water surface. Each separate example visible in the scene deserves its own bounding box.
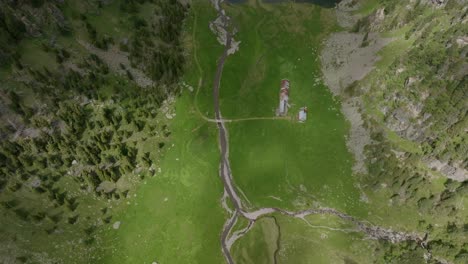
[226,0,341,8]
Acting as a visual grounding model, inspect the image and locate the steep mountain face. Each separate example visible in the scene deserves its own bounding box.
[361,0,467,182]
[0,0,188,262]
[322,0,467,262]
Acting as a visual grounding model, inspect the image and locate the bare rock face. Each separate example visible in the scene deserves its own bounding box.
[427,159,468,182]
[369,8,385,31]
[359,223,422,244]
[405,76,420,87]
[375,8,385,21]
[456,36,468,47]
[385,99,430,142]
[29,177,42,188]
[336,0,361,28]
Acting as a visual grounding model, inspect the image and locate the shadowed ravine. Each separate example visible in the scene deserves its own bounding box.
[209,1,432,263]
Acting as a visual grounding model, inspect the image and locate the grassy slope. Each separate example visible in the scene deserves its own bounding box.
[0,1,221,262]
[0,76,175,263]
[99,2,226,263]
[98,1,373,262]
[0,1,179,263]
[99,96,225,264]
[35,0,464,263]
[95,0,466,263]
[219,2,367,215]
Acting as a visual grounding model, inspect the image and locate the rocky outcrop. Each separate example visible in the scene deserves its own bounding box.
[335,0,360,28]
[456,36,468,47]
[426,159,468,182]
[424,0,447,7]
[332,0,468,185]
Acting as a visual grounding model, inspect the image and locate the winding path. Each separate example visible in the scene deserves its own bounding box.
[206,1,430,263]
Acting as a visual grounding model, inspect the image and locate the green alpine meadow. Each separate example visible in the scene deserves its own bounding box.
[0,0,466,263]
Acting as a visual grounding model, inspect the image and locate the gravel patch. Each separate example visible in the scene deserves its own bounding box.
[320,1,392,174]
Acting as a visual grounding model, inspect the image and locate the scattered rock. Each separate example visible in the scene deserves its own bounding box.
[78,40,154,88]
[456,36,468,47]
[321,7,394,174]
[209,0,241,55]
[404,76,420,87]
[360,192,370,203]
[423,0,446,7]
[426,159,468,182]
[96,181,117,193]
[30,177,42,188]
[336,0,361,28]
[113,221,121,230]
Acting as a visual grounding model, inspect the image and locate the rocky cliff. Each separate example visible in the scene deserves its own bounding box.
[322,0,467,262]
